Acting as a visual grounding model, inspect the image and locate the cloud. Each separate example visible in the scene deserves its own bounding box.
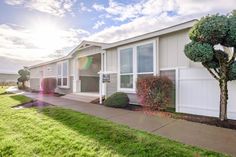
[0,24,90,61]
[88,0,236,42]
[79,2,91,12]
[4,0,77,16]
[92,3,104,11]
[93,20,105,29]
[93,0,235,21]
[87,13,188,42]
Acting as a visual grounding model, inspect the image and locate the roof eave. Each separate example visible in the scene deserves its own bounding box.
[102,19,198,50]
[28,56,72,69]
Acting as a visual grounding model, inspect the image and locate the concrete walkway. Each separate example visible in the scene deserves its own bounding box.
[7,87,236,156]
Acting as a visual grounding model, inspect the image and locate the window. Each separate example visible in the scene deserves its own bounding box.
[137,43,154,78]
[137,43,153,73]
[120,48,133,89]
[118,41,155,92]
[57,61,69,87]
[63,62,68,86]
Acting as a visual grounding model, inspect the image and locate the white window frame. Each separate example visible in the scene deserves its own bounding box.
[118,40,156,93]
[57,60,69,88]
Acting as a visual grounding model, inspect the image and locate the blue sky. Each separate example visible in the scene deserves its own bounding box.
[0,0,235,73]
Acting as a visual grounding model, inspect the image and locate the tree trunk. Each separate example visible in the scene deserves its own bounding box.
[22,81,25,89]
[219,79,228,121]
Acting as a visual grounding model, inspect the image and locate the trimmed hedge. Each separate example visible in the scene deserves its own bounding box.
[104,92,129,108]
[137,76,173,110]
[41,78,57,94]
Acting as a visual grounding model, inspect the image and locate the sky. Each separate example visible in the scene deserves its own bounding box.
[0,0,235,73]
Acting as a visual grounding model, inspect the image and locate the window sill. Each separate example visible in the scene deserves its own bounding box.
[117,89,136,94]
[58,86,70,89]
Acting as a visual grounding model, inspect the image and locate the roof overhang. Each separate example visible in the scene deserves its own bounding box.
[102,19,198,50]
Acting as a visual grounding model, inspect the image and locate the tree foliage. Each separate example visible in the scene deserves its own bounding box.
[229,61,236,81]
[184,11,236,121]
[17,68,30,89]
[184,41,214,62]
[189,15,229,45]
[185,12,236,81]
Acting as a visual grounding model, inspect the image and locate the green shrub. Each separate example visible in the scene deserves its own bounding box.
[137,76,173,110]
[104,92,129,108]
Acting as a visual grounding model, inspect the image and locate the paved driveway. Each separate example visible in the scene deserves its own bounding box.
[8,87,236,156]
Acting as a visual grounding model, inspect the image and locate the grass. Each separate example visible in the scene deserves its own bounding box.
[0,87,229,157]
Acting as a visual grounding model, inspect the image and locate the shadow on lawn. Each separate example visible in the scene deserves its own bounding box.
[40,107,222,157]
[10,95,33,104]
[0,92,10,96]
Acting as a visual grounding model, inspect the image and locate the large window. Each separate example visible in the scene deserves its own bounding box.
[137,43,154,78]
[120,48,133,89]
[118,41,155,92]
[57,61,69,87]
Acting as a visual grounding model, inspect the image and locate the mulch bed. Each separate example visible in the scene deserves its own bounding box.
[12,100,52,109]
[172,113,236,130]
[132,106,236,130]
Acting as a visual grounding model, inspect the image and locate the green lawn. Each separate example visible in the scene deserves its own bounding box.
[0,88,228,157]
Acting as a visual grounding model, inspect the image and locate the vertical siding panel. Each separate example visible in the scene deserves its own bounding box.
[178,68,236,120]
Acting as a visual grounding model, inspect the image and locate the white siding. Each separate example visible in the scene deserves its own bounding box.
[78,46,103,58]
[106,48,117,72]
[159,29,191,69]
[177,68,236,120]
[30,67,42,78]
[43,63,57,77]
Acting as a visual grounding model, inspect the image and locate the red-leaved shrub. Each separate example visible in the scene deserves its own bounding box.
[41,78,56,94]
[137,76,173,110]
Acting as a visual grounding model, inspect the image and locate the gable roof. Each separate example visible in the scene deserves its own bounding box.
[28,41,108,69]
[102,19,198,50]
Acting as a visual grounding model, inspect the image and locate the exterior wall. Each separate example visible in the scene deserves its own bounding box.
[177,68,236,120]
[30,67,42,78]
[159,29,191,69]
[30,78,40,91]
[106,48,117,72]
[77,46,103,58]
[0,73,18,82]
[106,74,117,97]
[43,63,57,77]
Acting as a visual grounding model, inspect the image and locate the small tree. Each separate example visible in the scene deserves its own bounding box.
[17,68,30,89]
[184,11,236,121]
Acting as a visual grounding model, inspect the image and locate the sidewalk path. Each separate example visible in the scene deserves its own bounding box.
[7,87,236,156]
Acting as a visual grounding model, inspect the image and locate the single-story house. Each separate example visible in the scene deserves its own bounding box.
[28,19,236,120]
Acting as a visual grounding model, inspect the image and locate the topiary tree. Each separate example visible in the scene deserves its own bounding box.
[17,68,30,89]
[184,11,236,121]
